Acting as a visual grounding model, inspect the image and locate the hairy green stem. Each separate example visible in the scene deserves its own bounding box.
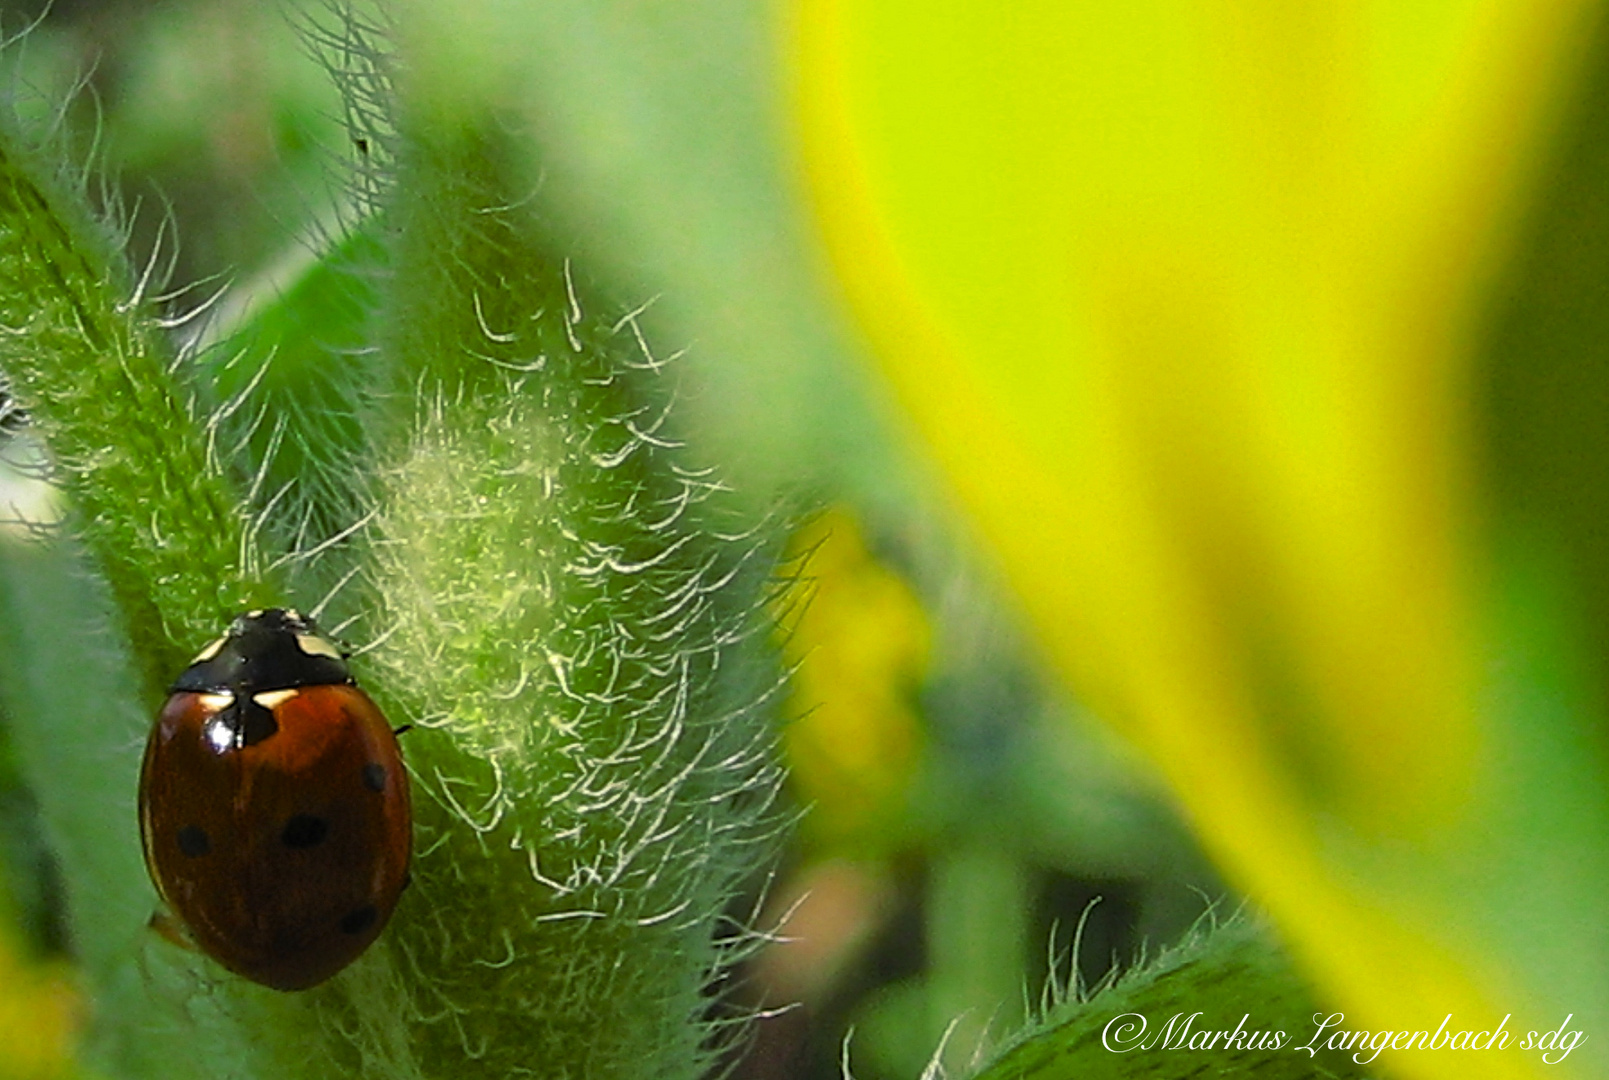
[334,95,785,1076]
[0,130,275,704]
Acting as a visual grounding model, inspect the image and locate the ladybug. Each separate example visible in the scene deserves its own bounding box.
[138,608,411,991]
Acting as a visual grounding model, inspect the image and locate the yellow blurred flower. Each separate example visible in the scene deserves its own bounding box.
[791,3,1605,1078]
[777,508,929,855]
[0,891,80,1080]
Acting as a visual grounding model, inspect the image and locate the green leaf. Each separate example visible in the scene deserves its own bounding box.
[968,919,1374,1080]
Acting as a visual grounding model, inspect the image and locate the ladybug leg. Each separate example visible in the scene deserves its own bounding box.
[393,723,414,737]
[147,909,197,952]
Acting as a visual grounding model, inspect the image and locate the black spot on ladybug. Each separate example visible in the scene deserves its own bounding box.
[177,825,211,857]
[281,814,329,849]
[339,905,378,935]
[362,762,386,792]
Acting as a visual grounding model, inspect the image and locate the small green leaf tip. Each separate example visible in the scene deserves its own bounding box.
[964,916,1376,1080]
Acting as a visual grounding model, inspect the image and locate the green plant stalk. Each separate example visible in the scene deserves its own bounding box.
[0,132,277,706]
[928,845,1029,1072]
[967,918,1374,1080]
[328,90,785,1075]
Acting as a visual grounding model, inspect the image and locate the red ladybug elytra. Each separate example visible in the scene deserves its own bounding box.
[138,608,411,991]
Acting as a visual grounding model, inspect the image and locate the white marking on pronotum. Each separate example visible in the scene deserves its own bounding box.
[295,634,344,661]
[190,637,226,664]
[198,692,234,711]
[253,689,299,710]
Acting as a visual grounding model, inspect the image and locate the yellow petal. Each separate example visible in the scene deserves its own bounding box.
[792,2,1600,1077]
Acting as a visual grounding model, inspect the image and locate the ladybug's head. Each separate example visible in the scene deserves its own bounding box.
[172,609,353,694]
[229,607,334,640]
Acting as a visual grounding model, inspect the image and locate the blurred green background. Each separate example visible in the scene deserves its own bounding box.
[0,2,1235,1077]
